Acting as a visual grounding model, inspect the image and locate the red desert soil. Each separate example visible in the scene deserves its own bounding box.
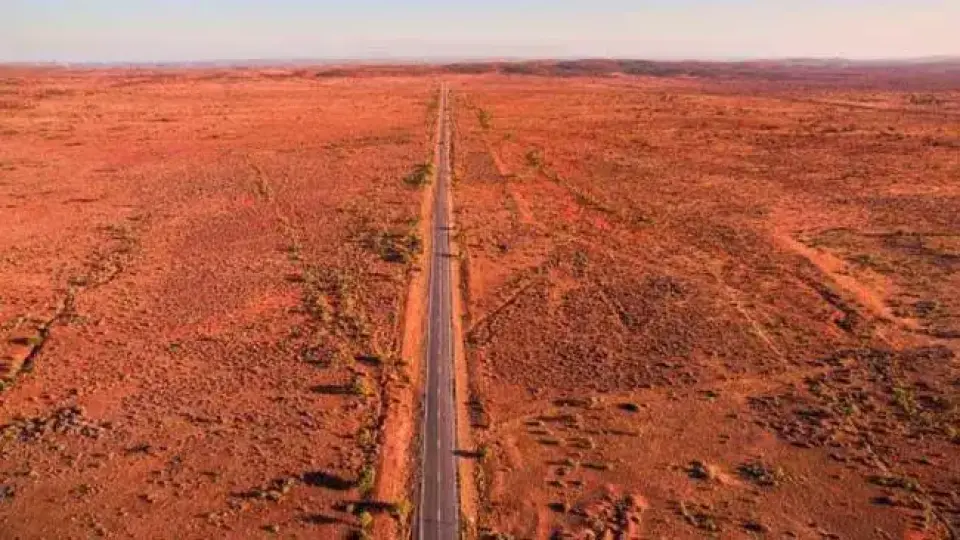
[450,76,960,539]
[0,68,438,538]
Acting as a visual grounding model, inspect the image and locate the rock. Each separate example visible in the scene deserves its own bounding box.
[688,460,718,481]
[743,520,768,533]
[872,495,899,506]
[618,402,641,413]
[548,501,569,513]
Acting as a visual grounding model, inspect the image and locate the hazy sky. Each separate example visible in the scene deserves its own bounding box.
[4,0,959,63]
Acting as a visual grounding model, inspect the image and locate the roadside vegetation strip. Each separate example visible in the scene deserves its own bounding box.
[223,88,439,539]
[254,158,432,539]
[447,91,483,538]
[367,87,446,540]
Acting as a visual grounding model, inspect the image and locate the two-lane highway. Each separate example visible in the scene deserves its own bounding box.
[418,84,459,540]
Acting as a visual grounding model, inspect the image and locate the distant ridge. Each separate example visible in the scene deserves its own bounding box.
[3,57,958,90]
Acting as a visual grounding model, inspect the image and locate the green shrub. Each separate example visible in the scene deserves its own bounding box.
[357,465,376,497]
[405,162,434,187]
[477,109,493,129]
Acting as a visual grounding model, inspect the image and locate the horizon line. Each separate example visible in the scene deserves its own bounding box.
[3,54,960,68]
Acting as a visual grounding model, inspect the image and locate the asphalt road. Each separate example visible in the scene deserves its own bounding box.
[418,84,459,540]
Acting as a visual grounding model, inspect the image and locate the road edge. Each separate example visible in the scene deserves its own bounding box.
[372,81,443,539]
[448,87,479,539]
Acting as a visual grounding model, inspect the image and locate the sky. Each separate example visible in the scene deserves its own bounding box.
[4,0,959,63]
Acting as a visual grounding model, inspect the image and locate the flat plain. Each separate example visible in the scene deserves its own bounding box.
[1,63,959,540]
[451,74,960,539]
[1,68,436,539]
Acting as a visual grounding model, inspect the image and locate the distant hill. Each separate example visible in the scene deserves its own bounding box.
[434,58,960,89]
[5,57,959,90]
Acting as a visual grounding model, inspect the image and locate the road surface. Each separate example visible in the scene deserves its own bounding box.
[418,84,459,540]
